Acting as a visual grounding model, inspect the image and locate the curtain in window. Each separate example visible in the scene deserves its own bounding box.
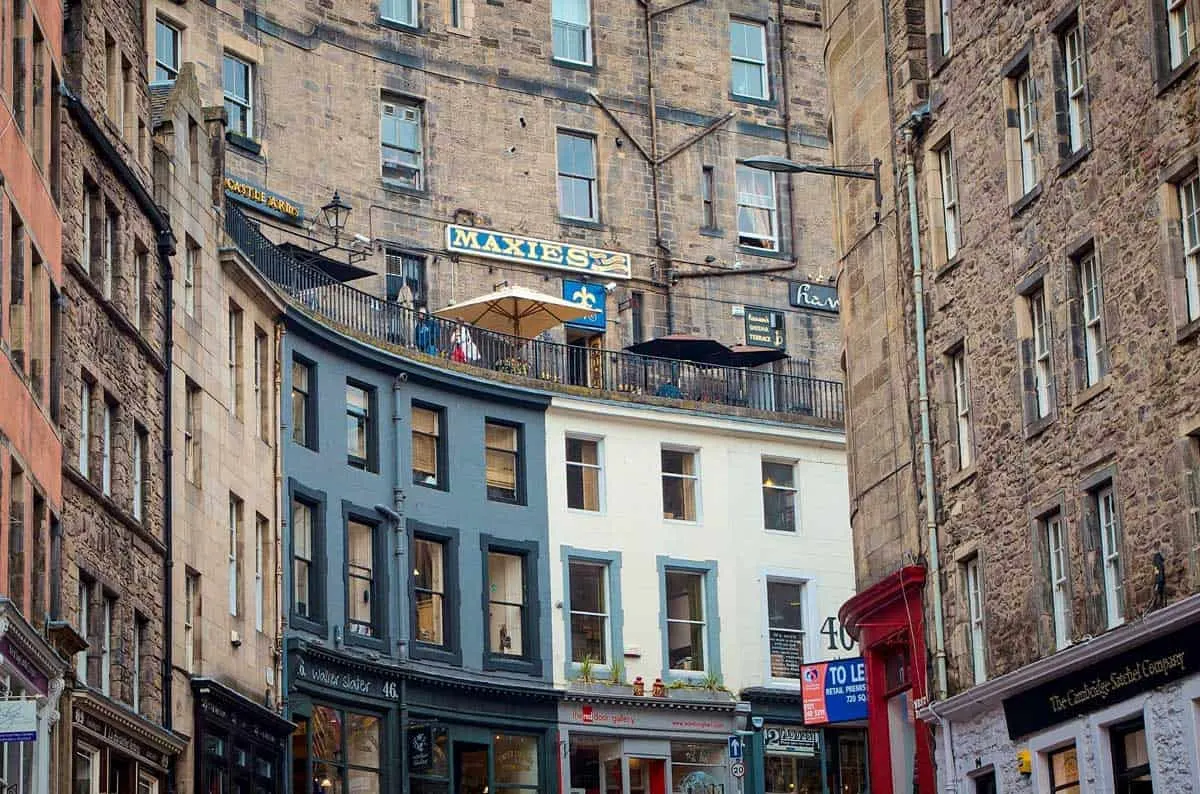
[737,168,775,240]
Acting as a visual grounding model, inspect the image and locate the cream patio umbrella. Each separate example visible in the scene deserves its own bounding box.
[434,284,598,338]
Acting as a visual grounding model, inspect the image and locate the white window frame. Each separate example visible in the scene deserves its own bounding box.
[133,250,145,331]
[952,349,972,469]
[665,569,707,674]
[154,17,180,83]
[381,0,418,26]
[1062,24,1087,152]
[938,143,959,260]
[1167,0,1194,68]
[765,577,806,683]
[565,435,604,512]
[761,458,798,533]
[556,130,599,222]
[75,747,101,794]
[1017,70,1038,194]
[101,399,113,495]
[567,560,610,666]
[184,383,198,483]
[183,243,196,316]
[103,212,115,300]
[76,578,90,682]
[254,515,265,633]
[1045,514,1070,650]
[1079,251,1104,386]
[939,0,951,55]
[228,305,242,417]
[661,447,700,522]
[1097,485,1124,629]
[381,99,424,190]
[184,573,197,673]
[1030,288,1052,418]
[552,0,593,66]
[100,595,113,696]
[254,329,266,439]
[132,427,144,520]
[729,19,769,100]
[229,496,240,617]
[1179,174,1200,321]
[222,53,254,139]
[736,164,779,251]
[965,556,985,684]
[132,618,142,712]
[79,379,91,474]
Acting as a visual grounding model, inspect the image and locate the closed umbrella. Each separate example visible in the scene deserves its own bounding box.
[434,285,598,338]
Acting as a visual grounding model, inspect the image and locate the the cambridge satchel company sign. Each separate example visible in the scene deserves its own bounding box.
[445,225,632,279]
[1002,622,1197,738]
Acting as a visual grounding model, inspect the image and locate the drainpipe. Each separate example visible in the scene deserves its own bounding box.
[901,118,948,703]
[156,225,177,780]
[273,323,285,712]
[388,375,409,662]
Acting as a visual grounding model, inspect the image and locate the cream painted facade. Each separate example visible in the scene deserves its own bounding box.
[546,396,856,694]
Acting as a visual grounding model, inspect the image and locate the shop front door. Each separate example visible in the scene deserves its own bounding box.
[455,743,489,794]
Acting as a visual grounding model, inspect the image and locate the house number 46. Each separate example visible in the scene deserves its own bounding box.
[820,617,857,652]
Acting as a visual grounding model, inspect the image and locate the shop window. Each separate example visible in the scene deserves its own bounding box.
[413,537,447,646]
[485,421,523,504]
[75,746,101,794]
[766,579,804,679]
[311,706,381,794]
[407,724,449,791]
[346,518,379,639]
[670,742,725,794]
[487,551,526,657]
[765,753,821,794]
[665,569,707,673]
[661,448,699,521]
[1111,719,1152,793]
[568,561,608,664]
[566,436,602,511]
[761,459,797,531]
[494,735,539,794]
[412,404,445,489]
[1046,744,1080,793]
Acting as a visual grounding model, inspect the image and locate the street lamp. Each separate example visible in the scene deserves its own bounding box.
[320,190,352,246]
[743,155,883,212]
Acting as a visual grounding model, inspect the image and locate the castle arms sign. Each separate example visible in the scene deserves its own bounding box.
[446,225,632,280]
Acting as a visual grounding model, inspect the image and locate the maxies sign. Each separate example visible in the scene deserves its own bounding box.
[1002,620,1198,738]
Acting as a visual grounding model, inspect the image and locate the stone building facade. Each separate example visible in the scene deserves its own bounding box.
[144,0,843,382]
[57,0,186,788]
[152,69,293,794]
[825,0,1200,792]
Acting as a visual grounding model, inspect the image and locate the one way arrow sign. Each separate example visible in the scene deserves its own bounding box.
[728,736,743,759]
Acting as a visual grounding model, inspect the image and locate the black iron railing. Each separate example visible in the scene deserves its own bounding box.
[224,204,845,425]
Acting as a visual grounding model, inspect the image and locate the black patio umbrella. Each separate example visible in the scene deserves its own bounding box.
[706,344,790,368]
[625,334,732,363]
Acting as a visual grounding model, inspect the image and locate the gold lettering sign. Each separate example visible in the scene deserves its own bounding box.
[224,177,301,219]
[446,224,632,279]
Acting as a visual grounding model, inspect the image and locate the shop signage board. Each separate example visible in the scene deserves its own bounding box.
[743,306,786,350]
[763,725,820,757]
[1002,621,1199,739]
[223,176,304,224]
[408,726,433,771]
[291,654,399,701]
[562,280,608,330]
[0,638,48,695]
[802,657,867,725]
[0,700,36,743]
[788,282,839,314]
[560,702,733,735]
[446,225,632,279]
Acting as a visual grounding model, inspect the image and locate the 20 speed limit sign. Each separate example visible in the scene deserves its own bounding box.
[730,761,746,779]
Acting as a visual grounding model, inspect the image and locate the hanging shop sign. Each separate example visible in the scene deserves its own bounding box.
[788,282,839,314]
[1002,622,1199,739]
[763,725,820,757]
[0,700,36,743]
[446,225,632,280]
[408,725,433,771]
[562,280,608,330]
[802,657,867,725]
[744,306,786,350]
[223,176,304,224]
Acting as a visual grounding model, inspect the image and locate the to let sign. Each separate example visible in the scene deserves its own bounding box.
[802,657,867,725]
[743,307,786,350]
[788,282,839,314]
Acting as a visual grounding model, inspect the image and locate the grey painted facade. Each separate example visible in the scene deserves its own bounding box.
[280,308,560,794]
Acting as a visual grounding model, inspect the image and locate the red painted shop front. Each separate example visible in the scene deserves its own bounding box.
[838,566,935,794]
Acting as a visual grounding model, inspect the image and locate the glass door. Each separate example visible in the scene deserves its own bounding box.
[454,743,489,794]
[628,758,666,794]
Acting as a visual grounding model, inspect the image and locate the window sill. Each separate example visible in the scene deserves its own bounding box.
[483,653,541,677]
[946,465,977,491]
[414,477,448,492]
[729,93,776,109]
[1155,52,1198,96]
[664,670,708,685]
[663,516,699,525]
[410,640,462,666]
[379,17,423,34]
[567,506,605,516]
[930,48,951,77]
[558,216,606,232]
[736,245,789,261]
[934,253,964,282]
[382,181,430,200]
[486,495,525,507]
[1072,376,1110,409]
[345,630,387,652]
[226,132,262,156]
[552,57,596,73]
[699,227,725,239]
[1057,144,1091,177]
[763,527,798,535]
[1024,412,1056,440]
[289,614,325,637]
[1010,183,1043,217]
[1176,315,1200,344]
